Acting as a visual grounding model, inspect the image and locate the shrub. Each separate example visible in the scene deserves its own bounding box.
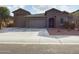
[7,23,14,27]
[69,23,75,29]
[63,21,75,29]
[63,21,70,29]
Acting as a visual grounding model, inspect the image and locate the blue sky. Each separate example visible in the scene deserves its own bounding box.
[3,5,79,16]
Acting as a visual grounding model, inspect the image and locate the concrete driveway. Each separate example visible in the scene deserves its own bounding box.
[0,28,59,44]
[0,28,79,53]
[0,28,79,44]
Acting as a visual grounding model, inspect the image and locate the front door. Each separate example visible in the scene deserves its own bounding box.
[49,18,55,28]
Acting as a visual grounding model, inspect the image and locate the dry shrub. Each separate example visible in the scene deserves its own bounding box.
[63,21,75,29]
[63,21,70,29]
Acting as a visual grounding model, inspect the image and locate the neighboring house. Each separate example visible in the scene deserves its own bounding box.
[71,10,79,28]
[12,8,72,28]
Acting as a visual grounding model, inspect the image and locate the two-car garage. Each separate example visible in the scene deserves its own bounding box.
[25,14,47,28]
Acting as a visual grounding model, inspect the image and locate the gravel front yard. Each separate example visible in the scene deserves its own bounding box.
[48,28,79,35]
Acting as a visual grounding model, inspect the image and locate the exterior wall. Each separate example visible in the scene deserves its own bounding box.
[46,10,69,28]
[14,10,30,17]
[25,17,47,28]
[14,16,26,27]
[13,9,31,27]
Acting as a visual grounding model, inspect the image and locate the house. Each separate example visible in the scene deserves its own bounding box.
[12,8,71,28]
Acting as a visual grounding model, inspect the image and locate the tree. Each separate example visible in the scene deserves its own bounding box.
[0,7,10,29]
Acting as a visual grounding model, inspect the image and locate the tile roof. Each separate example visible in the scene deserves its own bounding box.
[12,8,31,14]
[24,13,46,17]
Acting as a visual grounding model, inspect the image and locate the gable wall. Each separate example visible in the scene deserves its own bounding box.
[46,11,69,27]
[13,9,31,27]
[14,16,26,27]
[14,10,30,17]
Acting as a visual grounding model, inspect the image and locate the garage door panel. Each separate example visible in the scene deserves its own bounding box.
[25,17,47,28]
[30,20,44,28]
[29,18,46,28]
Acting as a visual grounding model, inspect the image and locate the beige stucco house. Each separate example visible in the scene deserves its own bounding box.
[12,8,72,28]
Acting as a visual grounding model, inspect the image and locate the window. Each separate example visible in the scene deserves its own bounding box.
[60,18,64,24]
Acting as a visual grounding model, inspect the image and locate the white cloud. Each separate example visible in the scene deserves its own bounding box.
[7,5,26,16]
[56,5,73,12]
[31,5,57,14]
[31,5,75,14]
